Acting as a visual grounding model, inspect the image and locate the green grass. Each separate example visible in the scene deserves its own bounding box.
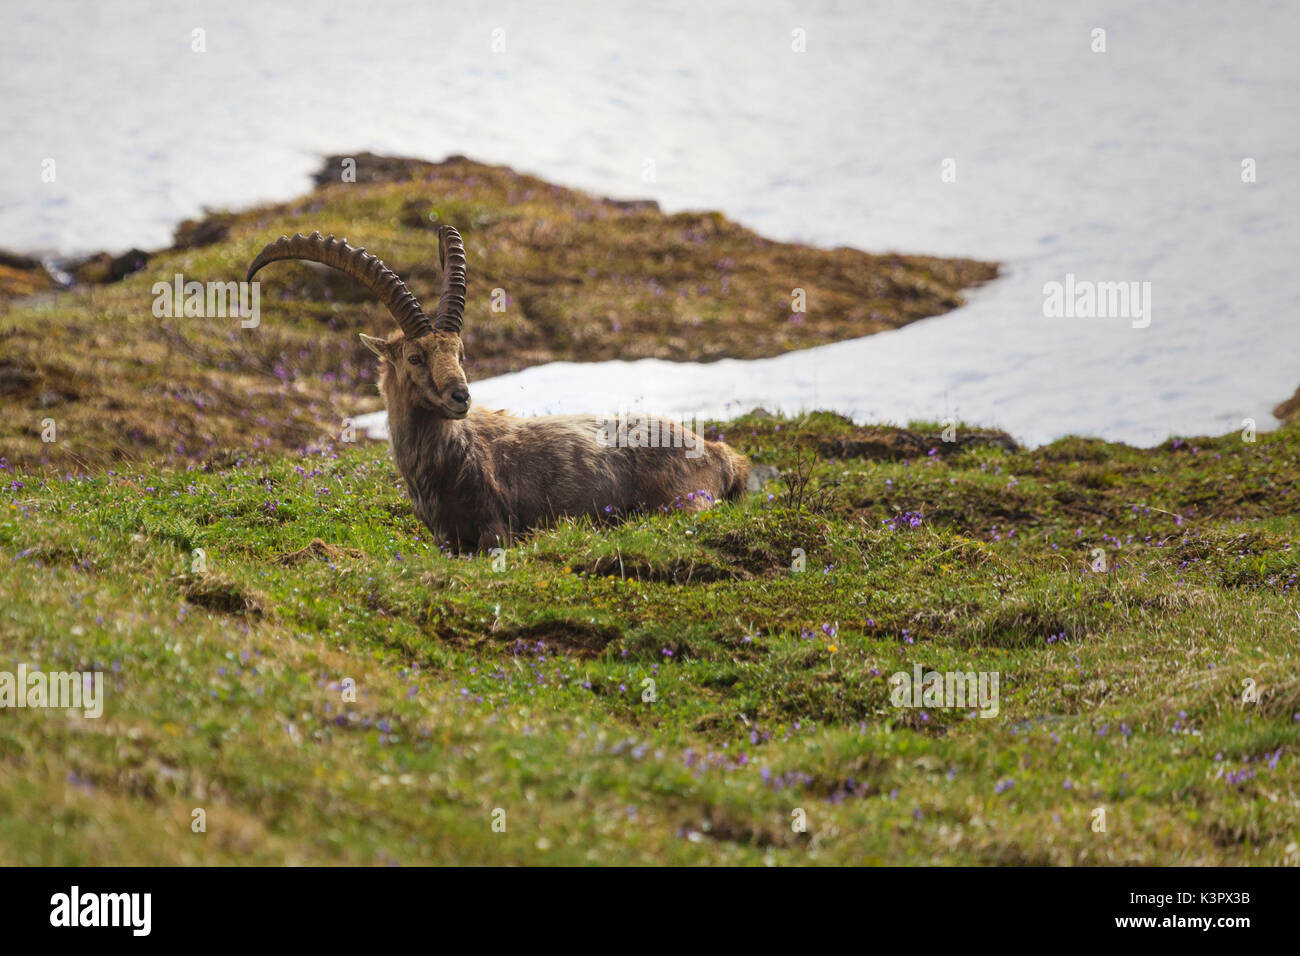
[2,412,1297,865]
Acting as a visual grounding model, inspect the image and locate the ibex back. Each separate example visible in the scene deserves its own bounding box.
[247,227,749,552]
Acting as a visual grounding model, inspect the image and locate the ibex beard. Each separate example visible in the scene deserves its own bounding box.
[247,226,749,553]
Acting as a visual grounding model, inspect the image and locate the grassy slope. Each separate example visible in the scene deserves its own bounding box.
[0,155,1293,865]
[1,413,1297,865]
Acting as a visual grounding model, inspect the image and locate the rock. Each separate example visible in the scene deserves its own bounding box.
[314,152,441,187]
[68,248,149,284]
[603,198,661,213]
[0,249,43,271]
[0,263,53,300]
[1275,385,1300,424]
[67,252,112,283]
[0,249,55,300]
[109,248,149,280]
[173,213,232,249]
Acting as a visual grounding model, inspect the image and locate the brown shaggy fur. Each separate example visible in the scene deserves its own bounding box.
[362,330,749,552]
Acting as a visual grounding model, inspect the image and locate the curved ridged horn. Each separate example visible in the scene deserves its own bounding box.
[434,225,467,333]
[246,231,433,340]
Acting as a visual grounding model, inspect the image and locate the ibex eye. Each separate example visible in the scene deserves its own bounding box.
[408,354,423,365]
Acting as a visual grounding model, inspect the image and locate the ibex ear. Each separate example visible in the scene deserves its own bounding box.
[359,333,389,357]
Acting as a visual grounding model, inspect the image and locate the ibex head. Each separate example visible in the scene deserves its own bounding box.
[247,225,471,419]
[358,330,469,419]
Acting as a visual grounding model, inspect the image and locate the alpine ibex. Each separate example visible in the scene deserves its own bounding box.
[247,227,749,551]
